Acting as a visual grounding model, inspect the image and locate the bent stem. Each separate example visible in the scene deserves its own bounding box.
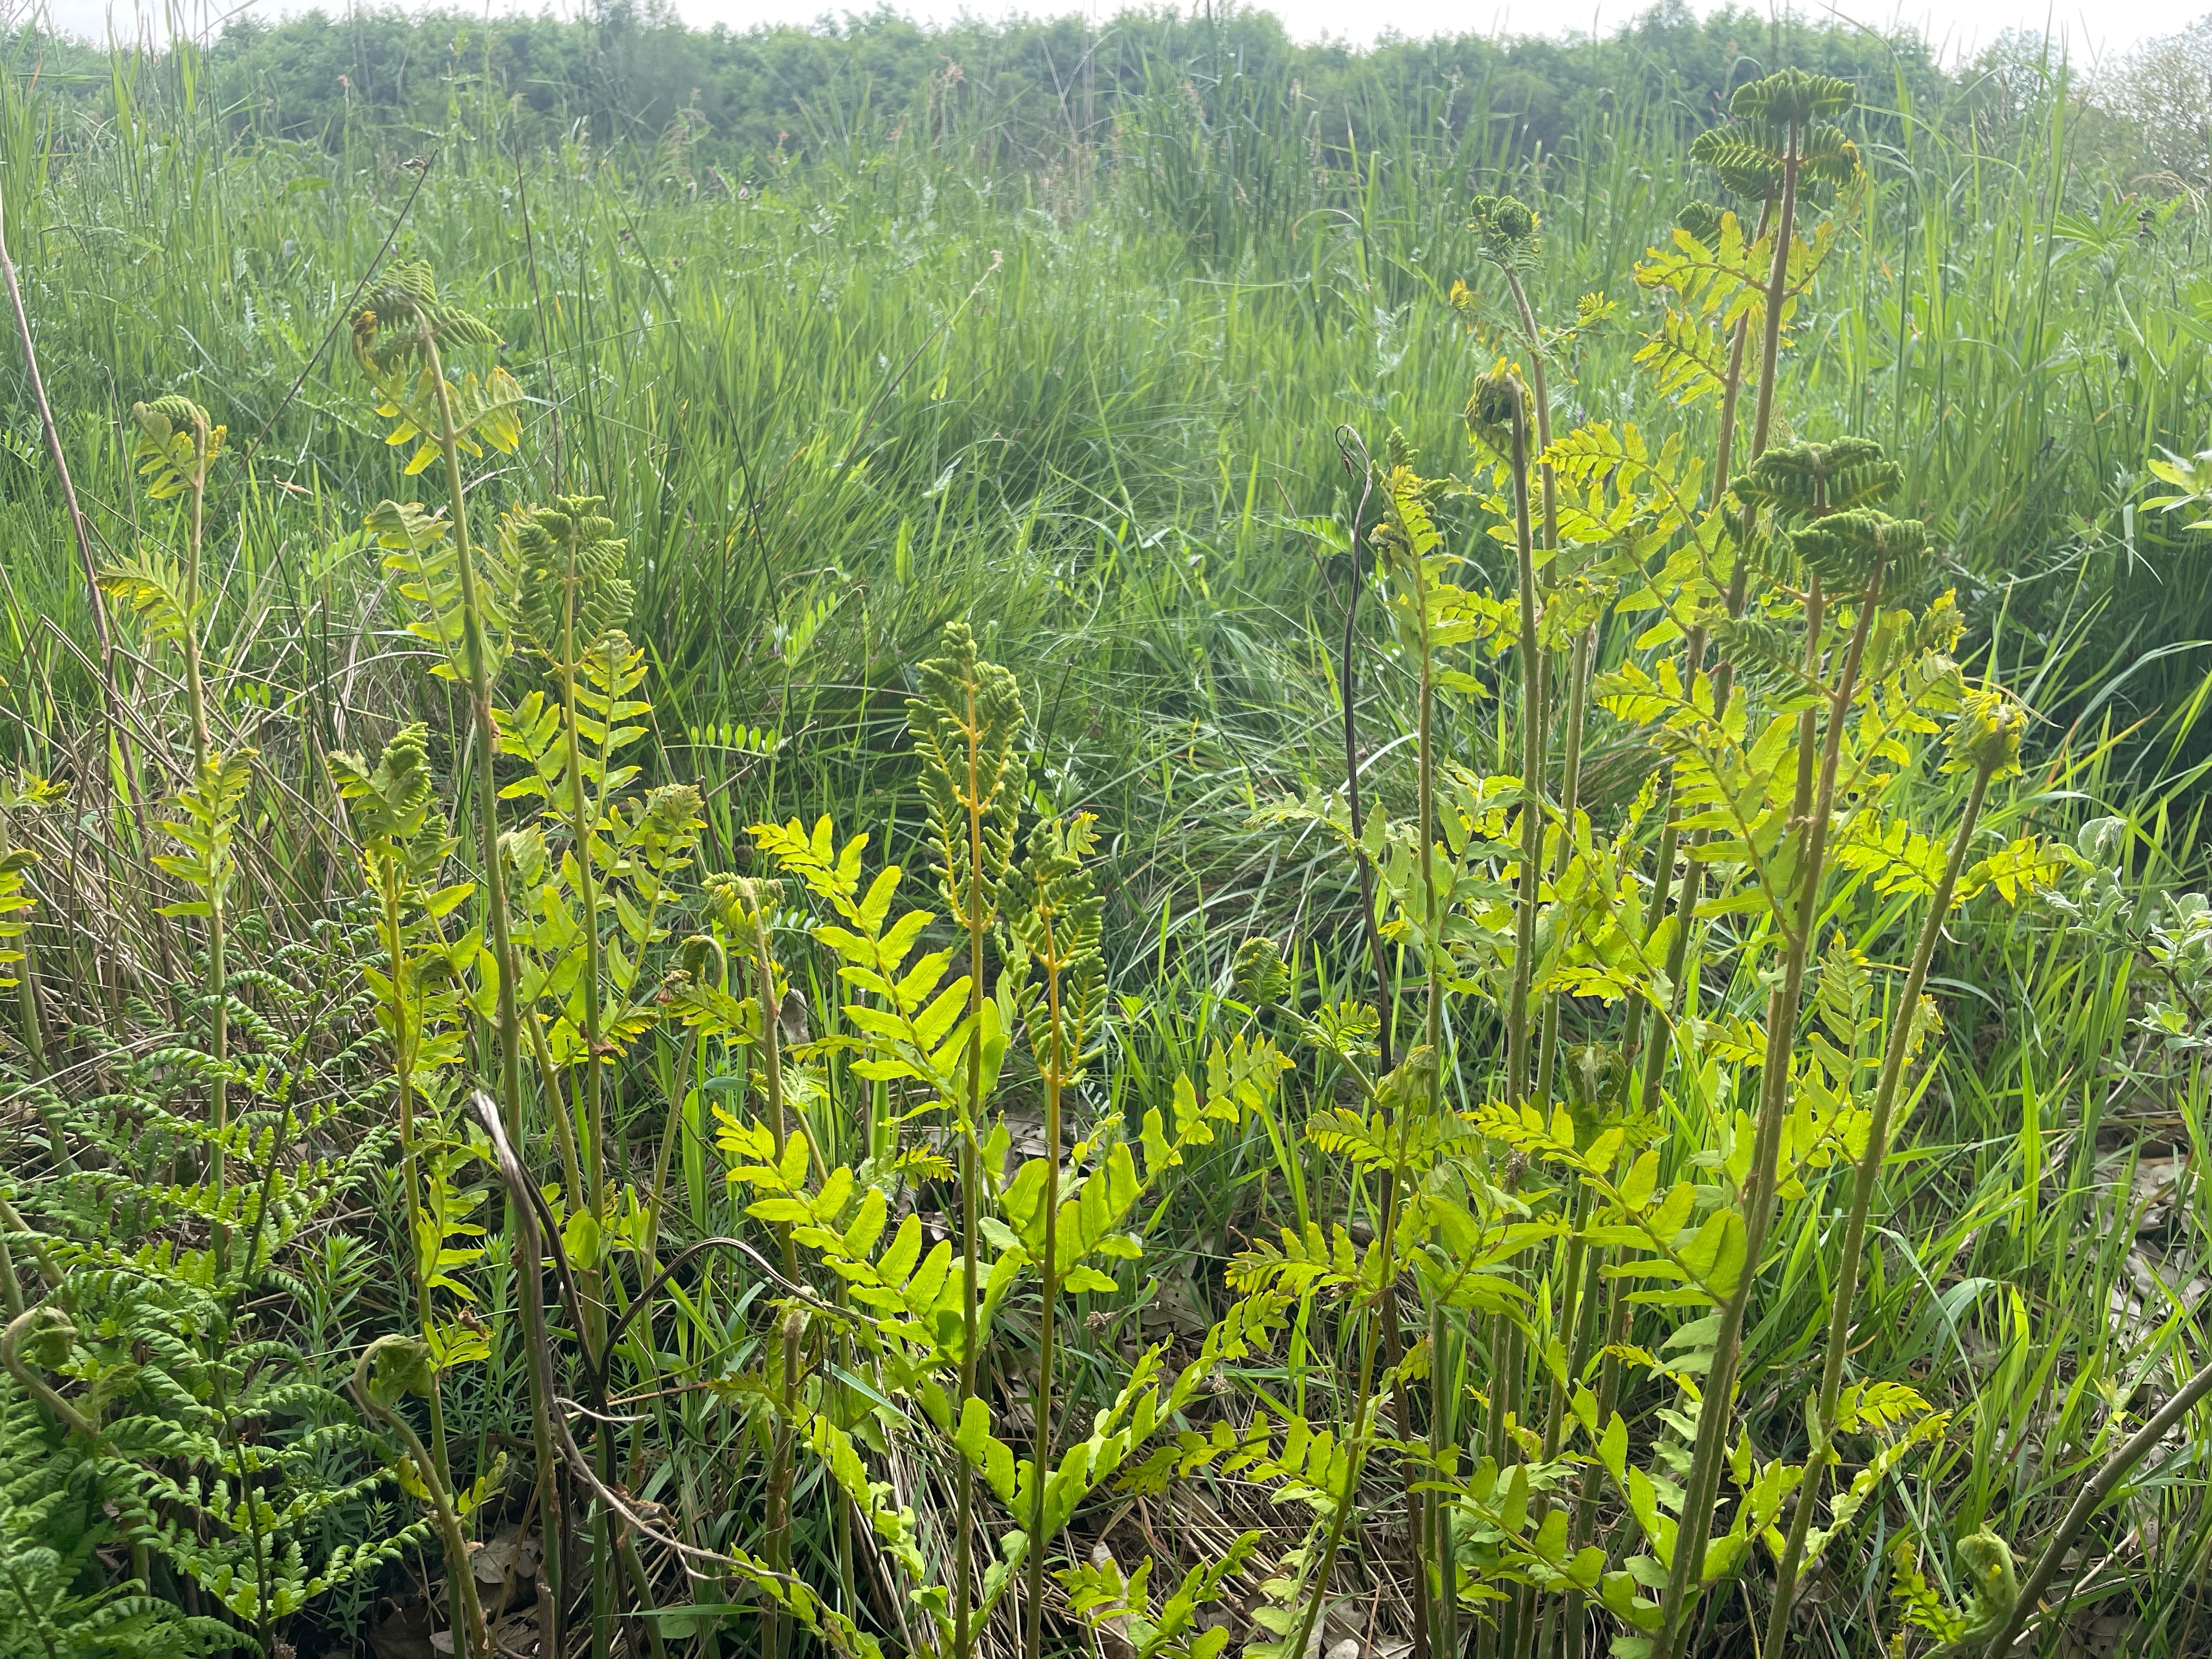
[1763,760,1994,1648]
[469,1091,564,1659]
[352,1336,493,1659]
[1983,1353,2212,1657]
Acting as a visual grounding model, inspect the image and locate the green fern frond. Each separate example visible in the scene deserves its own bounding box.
[1470,192,1541,267]
[1674,200,1728,242]
[514,493,635,663]
[151,751,255,921]
[97,547,197,648]
[369,499,511,682]
[907,622,1026,931]
[128,396,223,503]
[1689,129,1784,201]
[1732,437,1900,521]
[1791,508,1928,592]
[350,259,502,376]
[1729,67,1855,132]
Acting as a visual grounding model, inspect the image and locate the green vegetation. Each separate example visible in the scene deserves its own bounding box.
[1,7,2211,1659]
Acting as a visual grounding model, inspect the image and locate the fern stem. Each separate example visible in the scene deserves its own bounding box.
[1485,382,1542,1659]
[1336,430,1394,1071]
[1285,1238,1390,1659]
[374,849,466,1632]
[415,317,528,1651]
[1532,625,1593,1118]
[1764,755,1988,1650]
[1748,132,1801,464]
[1505,387,1542,1109]
[1655,544,1875,1659]
[1631,199,1770,1120]
[419,326,525,1158]
[559,552,611,1248]
[528,1010,590,1210]
[552,535,618,1659]
[1430,1297,1458,1659]
[173,414,233,1276]
[471,1091,565,1659]
[749,892,803,1659]
[1340,433,1430,1655]
[1500,271,1558,552]
[1022,915,1065,1659]
[952,675,992,1659]
[0,1196,58,1294]
[618,1524,671,1659]
[1,1307,95,1440]
[352,1338,494,1659]
[1392,491,1443,1659]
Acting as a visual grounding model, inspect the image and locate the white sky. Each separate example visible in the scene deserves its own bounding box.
[24,0,2208,68]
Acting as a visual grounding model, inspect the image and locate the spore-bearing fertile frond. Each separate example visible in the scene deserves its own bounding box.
[1792,509,1929,592]
[514,494,635,664]
[351,259,502,376]
[1002,813,1107,1077]
[1692,72,1863,204]
[1469,192,1541,267]
[1734,437,1901,521]
[1729,67,1855,132]
[907,622,1026,929]
[1688,131,1784,204]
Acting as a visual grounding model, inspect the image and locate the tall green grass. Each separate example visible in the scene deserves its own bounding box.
[0,29,2207,971]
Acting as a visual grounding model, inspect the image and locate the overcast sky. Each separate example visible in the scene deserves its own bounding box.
[29,0,2209,70]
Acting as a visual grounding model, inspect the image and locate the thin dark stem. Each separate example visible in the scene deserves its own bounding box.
[0,185,173,993]
[1985,1355,2212,1656]
[1335,427,1395,1071]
